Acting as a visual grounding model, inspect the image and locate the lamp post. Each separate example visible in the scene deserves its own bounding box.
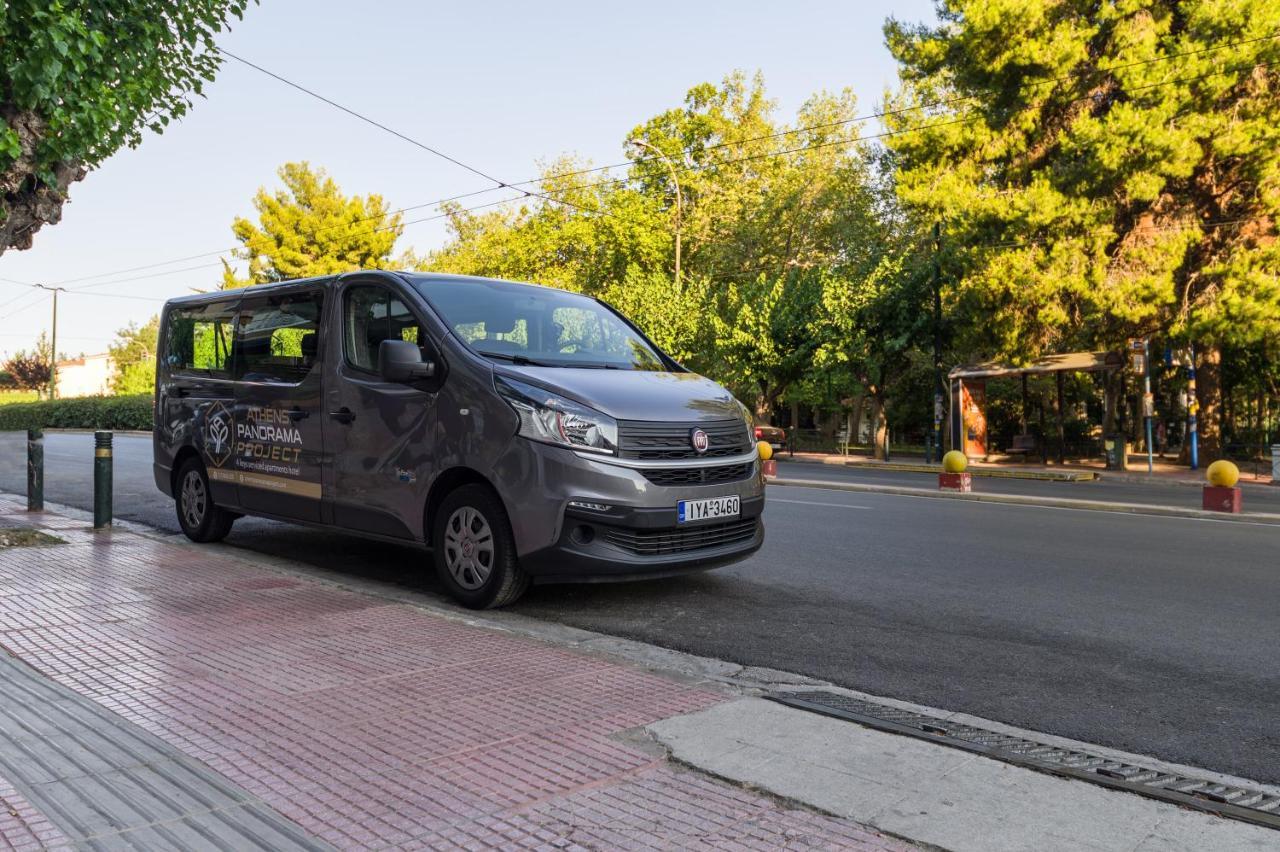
[627,138,682,292]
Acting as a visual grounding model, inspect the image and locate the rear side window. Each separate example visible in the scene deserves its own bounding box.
[235,290,324,384]
[164,300,238,378]
[344,285,428,373]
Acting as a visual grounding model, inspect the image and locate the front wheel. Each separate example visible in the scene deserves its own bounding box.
[175,458,236,543]
[433,484,529,609]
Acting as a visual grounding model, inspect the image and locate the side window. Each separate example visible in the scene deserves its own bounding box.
[165,300,238,378]
[344,285,429,372]
[235,290,324,384]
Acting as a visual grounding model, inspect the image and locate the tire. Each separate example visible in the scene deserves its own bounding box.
[174,457,236,543]
[433,484,529,609]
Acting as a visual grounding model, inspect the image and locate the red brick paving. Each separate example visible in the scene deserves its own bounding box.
[0,778,67,851]
[0,502,910,850]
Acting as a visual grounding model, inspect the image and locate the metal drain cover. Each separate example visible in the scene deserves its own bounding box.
[768,691,1280,831]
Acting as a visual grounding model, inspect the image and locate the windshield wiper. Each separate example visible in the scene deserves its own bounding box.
[475,350,558,367]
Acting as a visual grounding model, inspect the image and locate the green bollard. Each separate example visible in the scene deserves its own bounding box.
[93,430,112,529]
[27,428,43,512]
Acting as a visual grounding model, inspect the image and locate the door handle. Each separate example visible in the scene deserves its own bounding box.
[328,407,355,424]
[287,407,310,422]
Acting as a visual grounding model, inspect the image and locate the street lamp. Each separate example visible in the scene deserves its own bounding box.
[627,138,682,292]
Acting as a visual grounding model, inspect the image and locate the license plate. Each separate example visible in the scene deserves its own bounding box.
[677,495,740,524]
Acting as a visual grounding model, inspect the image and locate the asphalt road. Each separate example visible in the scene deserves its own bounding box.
[773,458,1280,513]
[4,432,1278,785]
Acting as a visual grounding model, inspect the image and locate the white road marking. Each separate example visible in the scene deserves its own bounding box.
[768,497,871,510]
[776,484,1280,528]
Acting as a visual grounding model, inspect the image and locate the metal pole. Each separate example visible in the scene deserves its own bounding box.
[93,431,113,529]
[26,428,43,512]
[34,284,64,399]
[1143,338,1154,474]
[50,287,57,399]
[627,138,682,292]
[930,225,946,461]
[1188,343,1199,471]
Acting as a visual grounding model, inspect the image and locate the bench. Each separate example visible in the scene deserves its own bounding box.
[1004,434,1036,457]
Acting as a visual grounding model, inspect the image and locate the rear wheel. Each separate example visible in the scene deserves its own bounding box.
[433,484,528,609]
[175,457,236,543]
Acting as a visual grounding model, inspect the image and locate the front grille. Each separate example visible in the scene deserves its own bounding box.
[618,419,751,460]
[604,517,759,556]
[641,462,754,487]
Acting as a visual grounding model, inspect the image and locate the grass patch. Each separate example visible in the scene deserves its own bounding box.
[0,528,64,547]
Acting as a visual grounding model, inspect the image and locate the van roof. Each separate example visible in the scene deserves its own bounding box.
[161,271,568,306]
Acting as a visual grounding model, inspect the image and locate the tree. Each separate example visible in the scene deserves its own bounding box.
[108,316,159,395]
[0,0,252,253]
[221,162,406,288]
[425,73,879,422]
[883,0,1280,457]
[710,270,826,419]
[2,332,53,396]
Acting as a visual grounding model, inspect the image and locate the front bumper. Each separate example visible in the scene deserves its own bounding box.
[520,495,765,583]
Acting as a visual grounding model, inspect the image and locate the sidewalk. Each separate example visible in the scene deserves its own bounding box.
[784,450,1275,486]
[0,499,908,851]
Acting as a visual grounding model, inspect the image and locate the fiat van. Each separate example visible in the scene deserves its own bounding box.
[154,271,764,607]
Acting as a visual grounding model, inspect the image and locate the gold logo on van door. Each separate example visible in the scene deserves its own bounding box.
[204,402,234,468]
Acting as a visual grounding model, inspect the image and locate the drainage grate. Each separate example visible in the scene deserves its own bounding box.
[769,691,1280,831]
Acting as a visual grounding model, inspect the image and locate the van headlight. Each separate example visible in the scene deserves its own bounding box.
[495,376,618,456]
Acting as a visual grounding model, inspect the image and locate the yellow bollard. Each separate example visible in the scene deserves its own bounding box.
[1206,459,1239,487]
[1203,459,1242,513]
[758,441,776,478]
[939,450,971,492]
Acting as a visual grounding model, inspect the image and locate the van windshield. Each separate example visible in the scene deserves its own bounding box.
[413,277,668,370]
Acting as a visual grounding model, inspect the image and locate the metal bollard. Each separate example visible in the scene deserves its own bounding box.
[26,428,43,512]
[93,430,113,529]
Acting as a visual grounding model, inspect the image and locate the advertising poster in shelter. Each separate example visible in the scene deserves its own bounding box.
[961,380,987,458]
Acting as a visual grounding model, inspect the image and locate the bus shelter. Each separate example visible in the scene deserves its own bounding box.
[948,351,1125,462]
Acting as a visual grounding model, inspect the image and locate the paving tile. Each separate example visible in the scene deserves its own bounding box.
[0,504,911,850]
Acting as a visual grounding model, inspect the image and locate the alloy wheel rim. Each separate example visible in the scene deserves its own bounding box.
[181,471,207,529]
[443,506,494,590]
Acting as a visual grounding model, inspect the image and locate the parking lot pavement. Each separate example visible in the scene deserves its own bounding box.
[0,498,910,851]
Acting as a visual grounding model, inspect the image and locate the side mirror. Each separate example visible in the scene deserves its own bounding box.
[378,339,435,383]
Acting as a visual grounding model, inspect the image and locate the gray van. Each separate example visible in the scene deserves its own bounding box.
[154,271,764,607]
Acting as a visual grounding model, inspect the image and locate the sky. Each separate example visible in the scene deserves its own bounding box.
[0,0,937,359]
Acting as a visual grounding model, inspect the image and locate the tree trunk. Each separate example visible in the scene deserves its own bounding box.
[754,379,772,422]
[847,393,865,446]
[870,395,889,460]
[1102,370,1121,435]
[1197,345,1224,460]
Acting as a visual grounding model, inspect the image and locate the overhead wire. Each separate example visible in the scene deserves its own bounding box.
[23,32,1280,292]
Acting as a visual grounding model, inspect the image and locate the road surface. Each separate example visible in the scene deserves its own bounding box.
[3,431,1277,785]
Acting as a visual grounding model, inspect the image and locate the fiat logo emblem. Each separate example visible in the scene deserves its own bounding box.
[690,428,710,454]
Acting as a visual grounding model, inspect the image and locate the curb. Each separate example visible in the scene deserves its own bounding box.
[778,454,1096,481]
[845,461,1096,482]
[767,476,1280,525]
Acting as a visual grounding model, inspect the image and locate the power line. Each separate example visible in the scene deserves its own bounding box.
[0,293,50,322]
[218,49,508,188]
[60,193,524,295]
[499,30,1280,192]
[32,35,1280,292]
[218,48,616,223]
[524,53,1280,204]
[55,186,503,288]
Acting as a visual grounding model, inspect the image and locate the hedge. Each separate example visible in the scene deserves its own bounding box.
[0,394,154,432]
